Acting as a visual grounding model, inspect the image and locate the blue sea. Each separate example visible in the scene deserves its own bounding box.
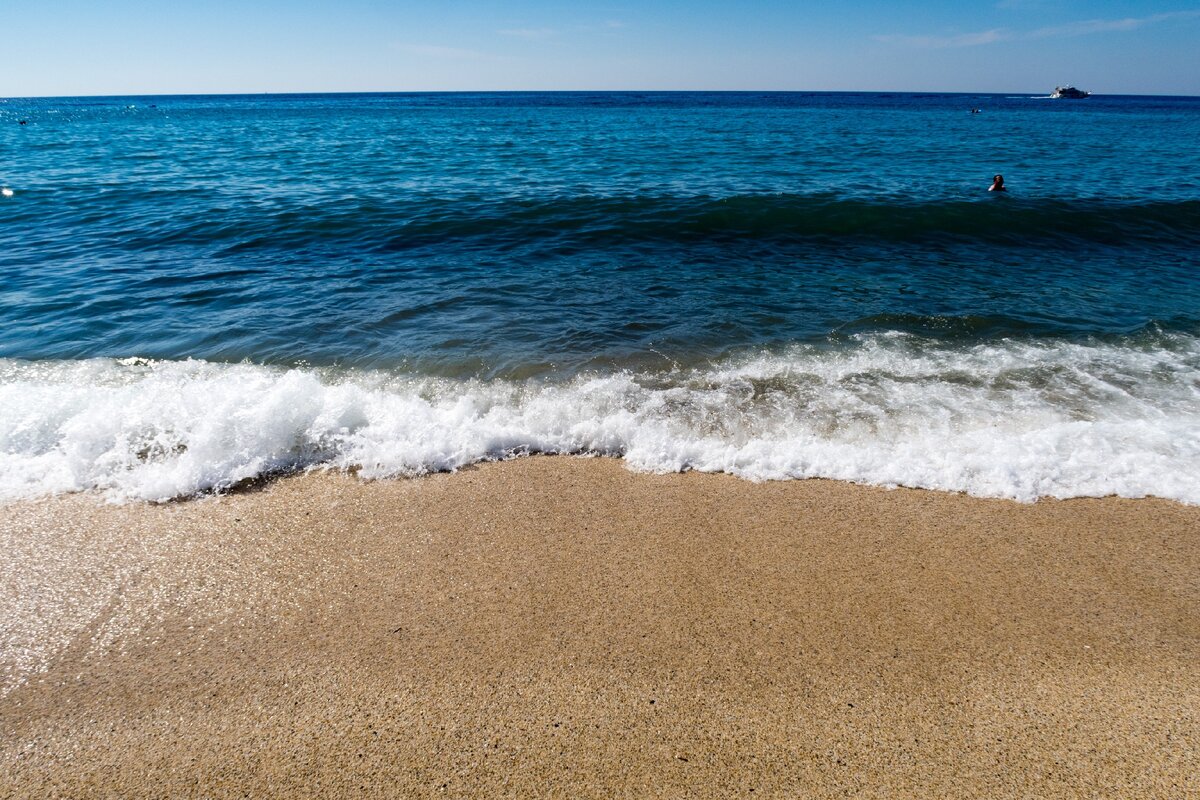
[2,91,1199,502]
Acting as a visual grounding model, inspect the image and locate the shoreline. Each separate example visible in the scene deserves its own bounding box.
[3,457,1198,797]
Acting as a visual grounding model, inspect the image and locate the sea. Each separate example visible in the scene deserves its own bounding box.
[2,91,1199,502]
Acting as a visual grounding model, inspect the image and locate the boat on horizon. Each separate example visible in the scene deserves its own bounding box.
[1051,85,1091,99]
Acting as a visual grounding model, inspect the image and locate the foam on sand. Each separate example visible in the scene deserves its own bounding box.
[2,331,1198,503]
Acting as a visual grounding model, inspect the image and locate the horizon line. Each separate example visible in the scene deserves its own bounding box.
[5,88,1199,101]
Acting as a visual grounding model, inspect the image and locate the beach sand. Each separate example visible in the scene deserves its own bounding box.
[2,456,1198,797]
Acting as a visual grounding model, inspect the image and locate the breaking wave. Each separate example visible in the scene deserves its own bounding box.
[2,331,1198,504]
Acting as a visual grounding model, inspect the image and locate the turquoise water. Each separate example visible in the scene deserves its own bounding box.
[2,92,1199,501]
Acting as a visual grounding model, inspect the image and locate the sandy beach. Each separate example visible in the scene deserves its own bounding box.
[2,457,1198,797]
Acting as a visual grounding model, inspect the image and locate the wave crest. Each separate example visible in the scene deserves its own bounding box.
[2,332,1199,503]
[112,194,1200,254]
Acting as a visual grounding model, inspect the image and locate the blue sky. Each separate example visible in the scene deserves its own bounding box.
[5,1,1199,96]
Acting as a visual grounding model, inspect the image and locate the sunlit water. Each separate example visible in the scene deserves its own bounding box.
[2,92,1198,501]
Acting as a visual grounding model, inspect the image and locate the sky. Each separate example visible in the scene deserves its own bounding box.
[4,1,1200,96]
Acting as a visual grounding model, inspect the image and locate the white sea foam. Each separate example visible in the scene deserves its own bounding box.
[2,332,1198,503]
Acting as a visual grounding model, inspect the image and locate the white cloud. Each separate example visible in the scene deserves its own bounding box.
[879,8,1200,48]
[498,28,558,40]
[995,0,1056,9]
[499,20,628,40]
[1031,10,1200,38]
[874,29,1011,48]
[395,44,488,60]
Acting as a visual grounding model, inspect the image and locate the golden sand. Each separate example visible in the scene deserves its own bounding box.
[2,457,1198,797]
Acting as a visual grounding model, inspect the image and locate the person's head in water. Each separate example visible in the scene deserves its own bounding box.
[989,174,1006,192]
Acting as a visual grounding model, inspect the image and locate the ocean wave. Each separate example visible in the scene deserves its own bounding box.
[368,194,1200,250]
[41,193,1200,255]
[2,332,1198,503]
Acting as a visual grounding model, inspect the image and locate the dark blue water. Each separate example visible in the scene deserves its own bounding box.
[2,92,1199,502]
[3,91,1199,374]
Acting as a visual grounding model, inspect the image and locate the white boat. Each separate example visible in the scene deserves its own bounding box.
[1051,86,1090,99]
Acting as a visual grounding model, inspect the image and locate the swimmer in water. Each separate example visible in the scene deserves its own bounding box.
[989,174,1007,192]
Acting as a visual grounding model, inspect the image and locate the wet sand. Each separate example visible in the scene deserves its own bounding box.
[2,457,1198,798]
